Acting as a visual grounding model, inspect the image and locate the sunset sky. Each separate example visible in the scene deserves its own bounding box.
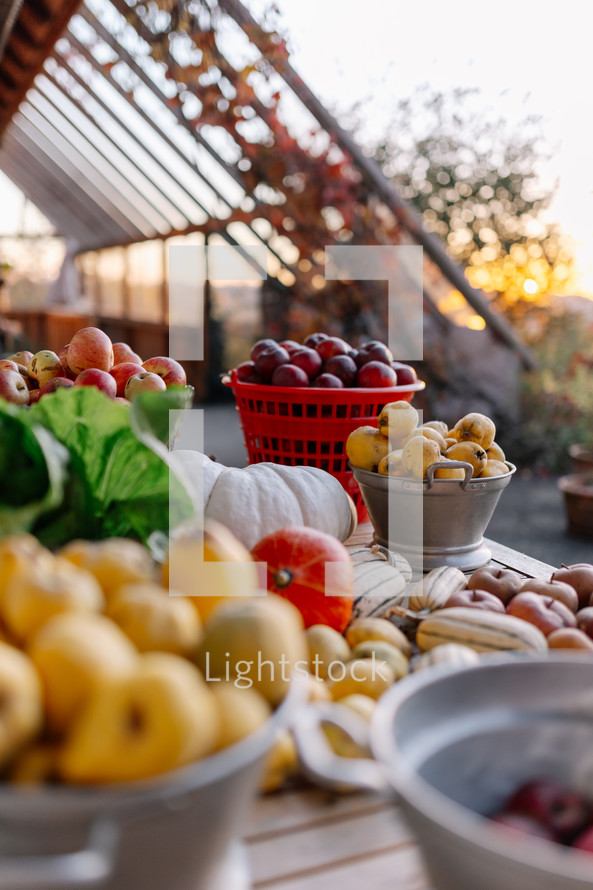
[2,0,593,292]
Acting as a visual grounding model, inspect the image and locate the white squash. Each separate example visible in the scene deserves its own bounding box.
[169,450,357,550]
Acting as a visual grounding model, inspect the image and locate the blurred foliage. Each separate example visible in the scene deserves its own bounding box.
[365,85,575,309]
[500,309,593,471]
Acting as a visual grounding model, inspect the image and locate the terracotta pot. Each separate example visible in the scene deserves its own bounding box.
[569,445,593,475]
[558,472,593,538]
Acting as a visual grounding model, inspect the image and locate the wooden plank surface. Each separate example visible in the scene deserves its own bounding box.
[243,533,557,890]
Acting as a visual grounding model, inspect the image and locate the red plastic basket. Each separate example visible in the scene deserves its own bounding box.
[224,371,426,522]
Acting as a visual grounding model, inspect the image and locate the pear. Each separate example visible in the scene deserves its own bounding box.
[377,449,405,476]
[433,459,466,480]
[479,459,509,478]
[345,426,390,472]
[401,435,442,479]
[0,643,43,768]
[4,557,104,644]
[452,413,496,450]
[107,583,202,657]
[486,442,506,462]
[377,402,419,444]
[445,441,487,478]
[29,612,138,734]
[60,653,221,783]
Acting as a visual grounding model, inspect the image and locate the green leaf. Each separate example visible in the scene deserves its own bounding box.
[0,402,68,538]
[27,388,196,547]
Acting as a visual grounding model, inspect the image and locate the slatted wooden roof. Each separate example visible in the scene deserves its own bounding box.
[0,0,535,367]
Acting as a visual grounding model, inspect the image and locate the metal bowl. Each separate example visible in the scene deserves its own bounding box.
[371,655,593,890]
[351,460,516,572]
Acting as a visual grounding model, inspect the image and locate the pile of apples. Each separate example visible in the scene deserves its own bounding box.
[445,562,593,647]
[491,778,593,853]
[0,522,311,786]
[0,326,187,406]
[233,333,418,389]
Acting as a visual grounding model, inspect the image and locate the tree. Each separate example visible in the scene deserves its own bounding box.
[364,85,575,311]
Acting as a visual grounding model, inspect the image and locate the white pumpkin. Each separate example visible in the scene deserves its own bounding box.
[169,450,357,550]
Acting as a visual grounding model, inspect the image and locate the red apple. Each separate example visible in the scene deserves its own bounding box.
[303,332,329,348]
[74,368,117,398]
[254,345,290,383]
[18,368,38,392]
[114,397,131,406]
[39,377,75,396]
[520,579,579,613]
[28,351,65,387]
[576,607,593,639]
[278,340,300,355]
[444,589,505,612]
[250,339,278,362]
[235,361,259,383]
[467,567,523,605]
[506,780,591,843]
[506,592,576,636]
[28,389,42,405]
[125,371,167,399]
[290,347,322,380]
[323,354,358,386]
[392,362,418,386]
[271,364,309,387]
[67,327,114,375]
[142,356,187,388]
[57,345,76,380]
[574,825,593,853]
[0,369,29,405]
[547,628,593,650]
[112,342,142,365]
[359,342,394,366]
[316,337,349,363]
[551,564,593,609]
[312,373,344,388]
[7,351,33,368]
[0,360,19,373]
[491,812,556,842]
[109,362,145,398]
[356,361,397,388]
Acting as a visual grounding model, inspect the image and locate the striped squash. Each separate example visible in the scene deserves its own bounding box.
[416,607,548,653]
[408,566,467,612]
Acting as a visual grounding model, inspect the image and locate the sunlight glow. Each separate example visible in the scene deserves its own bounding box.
[523,278,538,294]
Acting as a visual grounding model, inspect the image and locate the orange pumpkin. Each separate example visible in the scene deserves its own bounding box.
[251,526,354,632]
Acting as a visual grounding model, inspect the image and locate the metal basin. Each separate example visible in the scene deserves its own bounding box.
[351,461,516,572]
[0,683,300,890]
[370,655,593,890]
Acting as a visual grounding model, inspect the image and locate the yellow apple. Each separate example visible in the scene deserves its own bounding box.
[59,653,221,783]
[210,683,271,750]
[0,642,43,768]
[3,557,104,644]
[107,583,202,657]
[29,612,138,734]
[58,538,156,602]
[0,535,52,611]
[165,519,259,620]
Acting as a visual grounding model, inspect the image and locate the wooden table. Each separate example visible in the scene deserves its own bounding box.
[243,531,557,890]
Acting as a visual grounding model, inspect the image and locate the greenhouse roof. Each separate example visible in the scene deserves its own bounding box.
[0,0,534,367]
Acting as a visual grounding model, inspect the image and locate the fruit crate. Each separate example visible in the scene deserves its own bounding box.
[224,371,425,522]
